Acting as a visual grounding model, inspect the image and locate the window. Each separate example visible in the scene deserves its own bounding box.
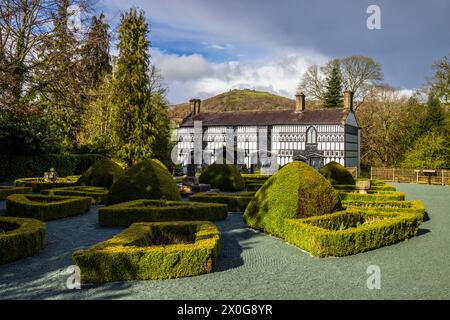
[306,127,317,144]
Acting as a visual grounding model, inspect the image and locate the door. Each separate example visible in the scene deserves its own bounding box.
[309,157,322,170]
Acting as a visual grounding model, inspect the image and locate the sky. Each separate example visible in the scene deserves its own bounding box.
[98,0,450,104]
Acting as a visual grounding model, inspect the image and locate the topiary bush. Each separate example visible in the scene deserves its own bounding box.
[42,186,109,205]
[0,186,32,201]
[244,161,341,238]
[73,221,220,283]
[14,176,79,193]
[99,199,228,226]
[284,209,423,257]
[106,159,181,205]
[319,161,356,186]
[0,217,46,265]
[338,191,406,202]
[77,158,124,189]
[189,192,256,212]
[6,194,92,221]
[199,164,245,192]
[342,200,426,218]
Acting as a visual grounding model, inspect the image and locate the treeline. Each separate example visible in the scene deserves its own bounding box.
[298,55,450,170]
[0,1,172,168]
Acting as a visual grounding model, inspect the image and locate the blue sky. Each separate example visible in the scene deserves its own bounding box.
[98,0,450,104]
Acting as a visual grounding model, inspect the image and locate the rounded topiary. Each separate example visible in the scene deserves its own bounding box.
[244,161,341,238]
[319,161,356,186]
[106,159,181,205]
[77,158,125,189]
[199,164,245,192]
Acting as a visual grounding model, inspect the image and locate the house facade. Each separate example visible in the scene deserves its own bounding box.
[176,91,361,173]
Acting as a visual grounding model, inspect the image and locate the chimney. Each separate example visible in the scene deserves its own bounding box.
[196,99,202,114]
[344,91,354,111]
[295,92,306,112]
[190,99,197,115]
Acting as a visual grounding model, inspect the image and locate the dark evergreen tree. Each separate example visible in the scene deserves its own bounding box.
[80,14,111,91]
[111,9,171,167]
[324,60,343,108]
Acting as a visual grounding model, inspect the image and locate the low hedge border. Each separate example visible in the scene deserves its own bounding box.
[342,200,425,217]
[0,217,46,265]
[98,200,228,227]
[247,183,264,192]
[41,186,108,205]
[0,186,32,201]
[14,177,80,193]
[284,209,423,257]
[73,221,220,283]
[6,194,92,221]
[189,192,256,212]
[338,191,406,201]
[334,184,397,192]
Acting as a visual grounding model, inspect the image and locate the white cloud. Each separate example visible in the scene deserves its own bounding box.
[152,48,330,104]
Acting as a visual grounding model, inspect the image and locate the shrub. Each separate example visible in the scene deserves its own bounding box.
[0,217,46,265]
[42,186,109,205]
[199,164,245,192]
[247,183,264,192]
[0,186,32,201]
[338,191,406,201]
[77,158,124,189]
[334,183,397,192]
[6,194,92,221]
[106,159,181,205]
[244,161,341,238]
[14,176,79,193]
[319,161,356,186]
[284,209,423,257]
[342,200,426,217]
[0,154,103,183]
[189,192,256,212]
[73,221,220,283]
[98,199,228,227]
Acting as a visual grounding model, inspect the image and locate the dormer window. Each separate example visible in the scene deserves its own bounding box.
[306,126,317,144]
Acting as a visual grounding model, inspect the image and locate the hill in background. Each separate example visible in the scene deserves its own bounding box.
[169,89,302,127]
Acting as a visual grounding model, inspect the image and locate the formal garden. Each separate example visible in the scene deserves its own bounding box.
[1,157,449,299]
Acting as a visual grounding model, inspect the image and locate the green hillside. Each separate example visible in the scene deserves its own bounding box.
[169,89,297,127]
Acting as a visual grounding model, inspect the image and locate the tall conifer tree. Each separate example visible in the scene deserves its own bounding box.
[324,60,343,108]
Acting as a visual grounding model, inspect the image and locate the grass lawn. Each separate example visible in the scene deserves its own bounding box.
[0,183,449,300]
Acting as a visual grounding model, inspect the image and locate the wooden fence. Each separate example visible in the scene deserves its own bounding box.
[371,167,450,186]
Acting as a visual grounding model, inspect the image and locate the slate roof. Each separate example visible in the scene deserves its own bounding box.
[179,108,350,127]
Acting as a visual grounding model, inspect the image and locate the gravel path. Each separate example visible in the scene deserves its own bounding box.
[0,184,449,300]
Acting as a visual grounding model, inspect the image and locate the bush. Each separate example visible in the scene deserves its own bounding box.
[0,154,104,183]
[189,192,256,212]
[0,217,46,265]
[247,183,264,192]
[42,186,109,205]
[244,161,341,238]
[106,159,181,205]
[77,158,125,189]
[98,199,228,227]
[14,176,80,193]
[319,162,356,186]
[342,200,426,217]
[6,194,92,221]
[284,209,423,257]
[338,191,406,201]
[334,184,397,191]
[0,186,32,201]
[73,221,220,283]
[199,164,245,192]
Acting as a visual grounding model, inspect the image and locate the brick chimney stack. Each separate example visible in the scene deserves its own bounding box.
[190,99,197,115]
[195,99,202,114]
[344,91,354,111]
[295,92,306,112]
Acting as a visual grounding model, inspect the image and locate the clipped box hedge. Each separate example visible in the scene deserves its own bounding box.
[0,217,46,265]
[6,194,92,221]
[73,221,220,283]
[247,183,264,192]
[338,191,406,201]
[284,209,423,257]
[42,186,108,205]
[0,186,32,201]
[334,184,397,192]
[189,192,256,212]
[14,176,80,193]
[342,200,425,217]
[98,199,228,227]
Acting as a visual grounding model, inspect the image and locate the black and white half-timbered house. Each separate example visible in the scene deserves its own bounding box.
[176,91,361,173]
